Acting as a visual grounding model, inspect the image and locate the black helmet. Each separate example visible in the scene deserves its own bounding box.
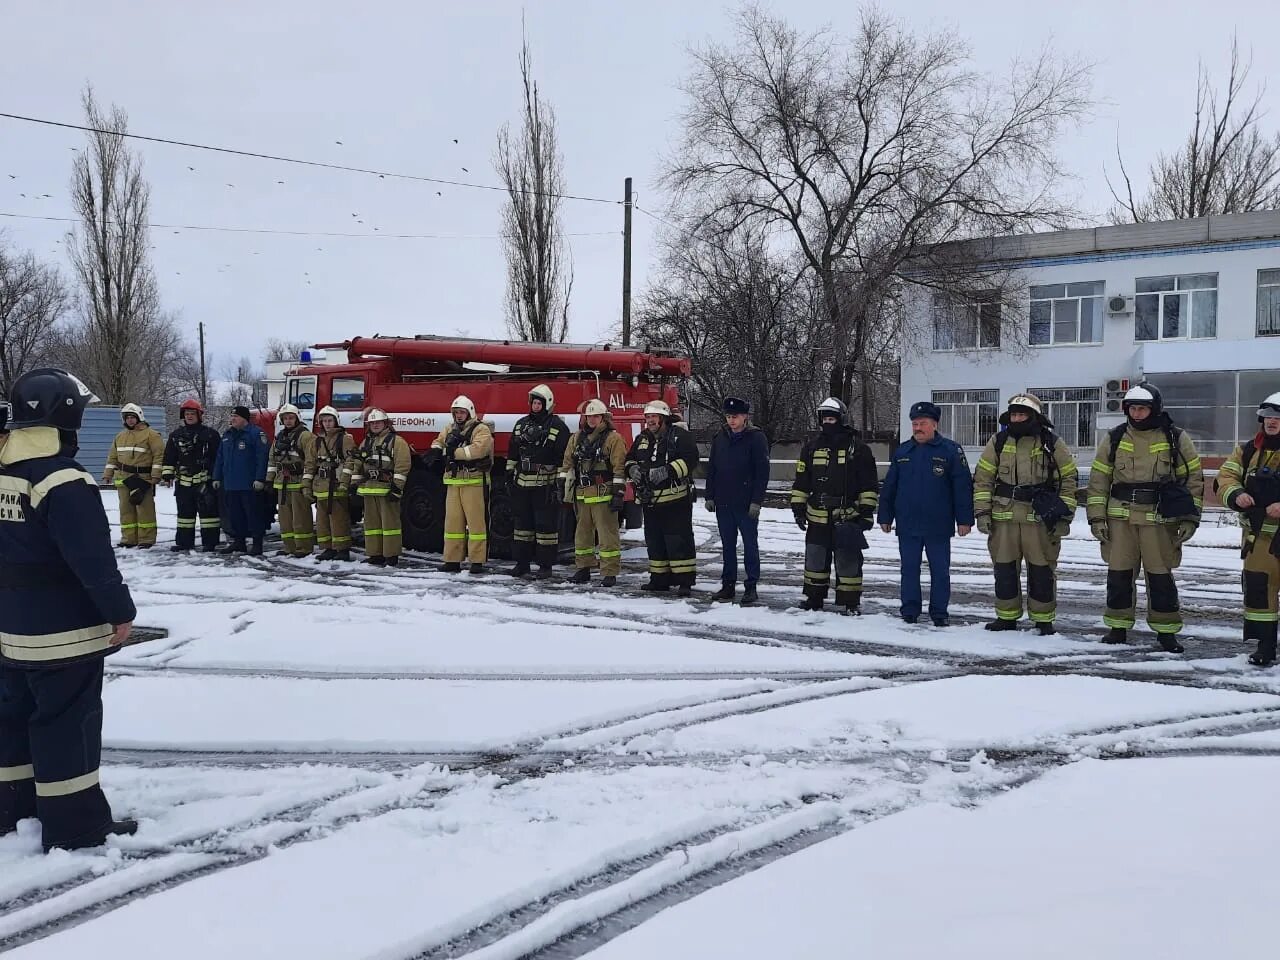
[1121,381,1163,419]
[6,368,99,431]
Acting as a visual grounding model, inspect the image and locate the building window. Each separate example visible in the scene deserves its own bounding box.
[932,389,999,446]
[932,291,1001,351]
[1134,273,1217,341]
[1258,269,1280,336]
[1026,387,1101,448]
[1029,281,1104,345]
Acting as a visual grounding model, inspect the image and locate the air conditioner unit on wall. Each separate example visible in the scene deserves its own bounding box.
[1103,377,1130,413]
[1107,294,1134,315]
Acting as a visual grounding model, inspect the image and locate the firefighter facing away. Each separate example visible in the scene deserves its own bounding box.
[162,398,222,553]
[0,368,139,852]
[790,398,879,614]
[1217,392,1280,666]
[506,385,570,579]
[1086,381,1204,653]
[347,407,412,566]
[973,394,1078,635]
[266,403,317,558]
[562,398,628,586]
[430,396,494,574]
[313,406,355,562]
[102,403,165,548]
[625,400,700,596]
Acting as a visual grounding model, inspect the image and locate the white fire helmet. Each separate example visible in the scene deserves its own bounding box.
[278,403,301,420]
[317,405,340,424]
[120,403,144,421]
[1258,392,1280,421]
[582,398,608,417]
[643,400,672,418]
[364,407,391,424]
[450,395,477,420]
[1007,394,1043,416]
[529,384,554,413]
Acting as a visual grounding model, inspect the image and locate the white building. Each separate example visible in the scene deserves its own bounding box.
[900,211,1280,463]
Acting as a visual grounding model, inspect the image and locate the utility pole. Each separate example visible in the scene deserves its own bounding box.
[197,321,207,405]
[622,176,633,346]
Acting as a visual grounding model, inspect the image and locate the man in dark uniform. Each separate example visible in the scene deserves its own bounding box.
[625,400,700,597]
[0,368,138,852]
[162,397,222,553]
[506,384,570,579]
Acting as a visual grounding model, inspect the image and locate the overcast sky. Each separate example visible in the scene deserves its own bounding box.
[1,0,1277,374]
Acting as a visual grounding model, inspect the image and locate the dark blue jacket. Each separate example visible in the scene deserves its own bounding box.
[705,426,770,508]
[876,433,974,538]
[213,424,269,491]
[0,427,136,667]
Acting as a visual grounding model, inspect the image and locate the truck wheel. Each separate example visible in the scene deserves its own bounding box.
[487,478,515,560]
[401,465,443,552]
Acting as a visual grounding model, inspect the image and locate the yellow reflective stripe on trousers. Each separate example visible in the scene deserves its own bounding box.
[598,550,622,558]
[444,532,466,540]
[0,623,114,663]
[444,477,485,486]
[36,769,100,798]
[0,763,34,783]
[578,494,611,503]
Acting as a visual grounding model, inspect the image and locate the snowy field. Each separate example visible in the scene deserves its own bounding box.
[3,494,1276,958]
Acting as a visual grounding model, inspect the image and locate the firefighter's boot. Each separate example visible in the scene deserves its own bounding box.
[366,556,386,567]
[317,549,337,561]
[384,556,399,567]
[170,545,190,553]
[509,562,531,578]
[248,539,263,556]
[676,584,692,598]
[600,575,617,587]
[985,619,1018,632]
[333,549,352,563]
[800,596,823,611]
[218,538,245,554]
[1103,627,1128,644]
[469,563,486,576]
[570,568,591,585]
[439,562,461,573]
[1036,622,1057,636]
[46,818,139,854]
[1156,633,1185,654]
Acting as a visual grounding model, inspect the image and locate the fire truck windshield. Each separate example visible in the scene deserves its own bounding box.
[286,375,316,411]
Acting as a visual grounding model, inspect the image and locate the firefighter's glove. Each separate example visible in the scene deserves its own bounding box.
[389,485,403,502]
[302,485,316,504]
[609,488,625,513]
[792,504,807,530]
[1090,519,1109,544]
[626,463,643,484]
[1175,521,1197,545]
[252,480,265,493]
[704,499,716,514]
[647,465,670,486]
[748,503,761,521]
[976,514,991,536]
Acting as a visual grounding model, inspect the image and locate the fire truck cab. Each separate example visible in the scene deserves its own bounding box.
[266,334,690,557]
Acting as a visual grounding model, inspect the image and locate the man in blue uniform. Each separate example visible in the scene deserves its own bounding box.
[0,368,139,852]
[212,405,269,556]
[705,396,770,605]
[877,400,974,626]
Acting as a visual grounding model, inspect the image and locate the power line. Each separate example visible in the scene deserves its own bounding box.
[0,111,621,205]
[0,211,619,241]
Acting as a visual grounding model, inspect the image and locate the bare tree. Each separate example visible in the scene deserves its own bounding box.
[1109,37,1280,222]
[0,237,68,398]
[494,24,572,342]
[64,86,195,403]
[264,337,310,363]
[664,5,1091,400]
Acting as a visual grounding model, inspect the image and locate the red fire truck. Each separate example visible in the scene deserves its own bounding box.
[257,334,691,556]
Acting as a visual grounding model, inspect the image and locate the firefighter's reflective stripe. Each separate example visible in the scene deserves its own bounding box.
[114,446,149,454]
[0,763,34,782]
[0,469,96,510]
[35,769,100,798]
[1,623,114,663]
[444,477,485,486]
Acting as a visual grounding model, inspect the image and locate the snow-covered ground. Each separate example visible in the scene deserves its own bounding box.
[2,494,1273,958]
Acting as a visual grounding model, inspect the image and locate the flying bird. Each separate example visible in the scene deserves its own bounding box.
[276,180,285,184]
[436,191,442,196]
[452,139,458,144]
[188,166,195,171]
[461,167,469,173]
[18,193,25,197]
[335,140,343,145]
[6,174,15,179]
[226,183,235,188]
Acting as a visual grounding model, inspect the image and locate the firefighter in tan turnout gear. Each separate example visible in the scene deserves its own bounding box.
[626,400,700,597]
[430,396,493,574]
[973,394,1078,636]
[506,384,570,579]
[102,403,165,548]
[347,408,411,566]
[266,403,317,558]
[562,398,627,587]
[1217,392,1280,667]
[1086,382,1204,652]
[313,406,355,562]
